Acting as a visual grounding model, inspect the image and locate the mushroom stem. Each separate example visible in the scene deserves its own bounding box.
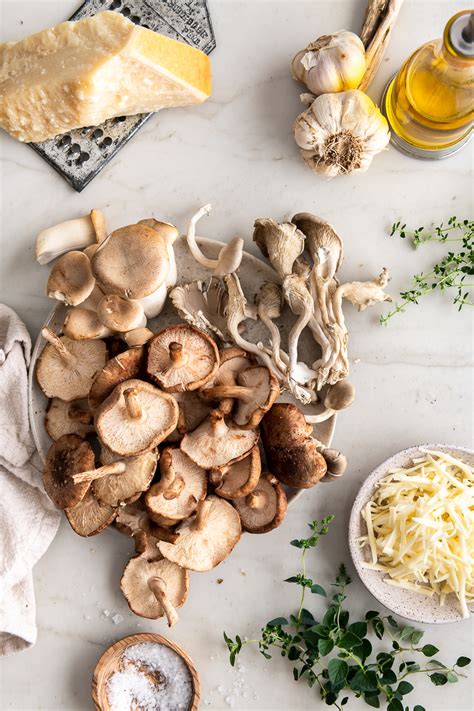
[304,408,335,424]
[187,204,216,269]
[148,576,179,627]
[195,499,212,532]
[155,450,177,494]
[169,341,187,366]
[123,388,142,420]
[72,461,126,484]
[208,410,230,439]
[68,404,93,425]
[163,476,185,500]
[245,491,266,510]
[41,328,77,367]
[209,468,224,486]
[205,384,253,402]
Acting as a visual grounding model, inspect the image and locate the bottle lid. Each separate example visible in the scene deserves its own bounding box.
[447,11,474,58]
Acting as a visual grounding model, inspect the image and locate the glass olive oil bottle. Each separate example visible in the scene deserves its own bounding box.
[382,10,474,159]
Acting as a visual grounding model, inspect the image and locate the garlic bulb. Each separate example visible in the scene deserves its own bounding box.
[292,31,366,96]
[293,90,390,177]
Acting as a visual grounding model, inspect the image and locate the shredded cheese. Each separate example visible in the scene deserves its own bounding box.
[359,449,474,618]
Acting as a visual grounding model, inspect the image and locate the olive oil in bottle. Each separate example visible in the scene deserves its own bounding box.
[382,10,474,159]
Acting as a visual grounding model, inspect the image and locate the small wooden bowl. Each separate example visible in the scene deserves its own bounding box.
[92,633,200,711]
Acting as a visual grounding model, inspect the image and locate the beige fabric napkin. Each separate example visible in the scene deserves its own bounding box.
[0,305,60,655]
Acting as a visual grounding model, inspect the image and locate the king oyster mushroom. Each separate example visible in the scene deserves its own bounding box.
[65,490,117,537]
[158,496,242,572]
[137,218,179,288]
[180,409,259,469]
[43,434,95,509]
[88,346,145,412]
[145,448,207,526]
[92,223,172,319]
[62,307,114,340]
[96,295,147,333]
[233,473,287,533]
[36,329,107,401]
[96,379,179,457]
[204,365,279,428]
[186,204,244,277]
[45,399,94,441]
[170,277,230,343]
[47,251,96,306]
[92,446,158,507]
[36,209,107,265]
[261,403,327,488]
[121,556,189,626]
[209,445,261,500]
[200,346,254,414]
[147,324,219,392]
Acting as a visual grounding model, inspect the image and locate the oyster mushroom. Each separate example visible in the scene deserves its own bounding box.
[147,324,219,392]
[36,209,106,265]
[210,445,261,500]
[96,379,179,457]
[121,556,189,626]
[261,404,327,488]
[63,307,114,340]
[304,379,356,423]
[200,347,255,414]
[96,295,146,333]
[334,268,392,313]
[186,204,244,276]
[255,282,286,374]
[158,497,242,572]
[47,251,96,306]
[36,329,107,401]
[233,473,287,533]
[45,399,94,441]
[181,409,259,469]
[88,346,145,412]
[253,219,305,280]
[93,447,158,507]
[204,365,279,428]
[65,490,117,537]
[43,434,95,509]
[145,448,207,526]
[170,277,230,342]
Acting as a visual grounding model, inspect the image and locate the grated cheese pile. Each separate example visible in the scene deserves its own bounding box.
[359,449,474,618]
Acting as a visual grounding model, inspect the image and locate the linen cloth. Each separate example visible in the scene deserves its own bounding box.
[0,305,60,655]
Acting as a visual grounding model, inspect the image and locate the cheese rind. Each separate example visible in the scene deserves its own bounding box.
[0,11,211,143]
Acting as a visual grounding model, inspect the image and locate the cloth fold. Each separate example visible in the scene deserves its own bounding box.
[0,305,60,655]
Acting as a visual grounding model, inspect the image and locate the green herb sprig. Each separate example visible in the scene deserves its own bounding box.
[224,517,471,710]
[380,216,473,325]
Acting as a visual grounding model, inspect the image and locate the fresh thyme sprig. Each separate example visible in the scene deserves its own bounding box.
[224,518,471,710]
[380,216,473,325]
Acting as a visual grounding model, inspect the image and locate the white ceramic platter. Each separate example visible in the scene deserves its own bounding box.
[28,236,335,505]
[349,443,474,623]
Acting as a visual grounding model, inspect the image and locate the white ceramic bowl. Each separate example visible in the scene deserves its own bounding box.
[349,443,474,624]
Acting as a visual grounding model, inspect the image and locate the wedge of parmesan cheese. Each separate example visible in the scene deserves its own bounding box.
[0,11,211,143]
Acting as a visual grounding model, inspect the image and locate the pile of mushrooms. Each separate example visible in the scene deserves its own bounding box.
[37,203,391,627]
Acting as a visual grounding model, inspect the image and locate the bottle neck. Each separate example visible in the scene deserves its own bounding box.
[443,10,474,63]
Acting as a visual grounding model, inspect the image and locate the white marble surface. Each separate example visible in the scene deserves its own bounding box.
[0,1,473,709]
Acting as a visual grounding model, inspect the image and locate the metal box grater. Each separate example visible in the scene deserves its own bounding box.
[29,0,215,192]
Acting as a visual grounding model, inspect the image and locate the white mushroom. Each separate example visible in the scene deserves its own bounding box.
[136,283,168,319]
[97,295,147,333]
[47,251,96,306]
[186,205,244,276]
[36,209,106,265]
[63,307,114,340]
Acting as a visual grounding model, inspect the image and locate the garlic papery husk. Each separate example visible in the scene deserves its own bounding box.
[292,31,366,96]
[293,90,390,177]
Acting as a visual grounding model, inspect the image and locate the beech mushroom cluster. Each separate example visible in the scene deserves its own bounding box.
[38,322,289,628]
[36,209,179,346]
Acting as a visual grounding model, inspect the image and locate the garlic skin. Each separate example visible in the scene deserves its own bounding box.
[292,31,366,96]
[293,90,390,177]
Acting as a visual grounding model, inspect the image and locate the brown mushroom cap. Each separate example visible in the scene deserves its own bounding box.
[65,490,116,536]
[92,224,170,299]
[291,212,344,273]
[158,496,242,572]
[95,379,179,457]
[92,447,158,506]
[62,307,113,340]
[261,404,327,488]
[96,294,146,333]
[210,445,261,499]
[45,399,94,441]
[138,218,179,244]
[200,347,254,414]
[147,324,219,392]
[233,473,287,533]
[88,346,145,412]
[180,409,259,469]
[47,250,96,306]
[115,503,179,556]
[172,390,212,437]
[145,448,206,526]
[36,329,107,401]
[120,556,189,625]
[43,434,95,509]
